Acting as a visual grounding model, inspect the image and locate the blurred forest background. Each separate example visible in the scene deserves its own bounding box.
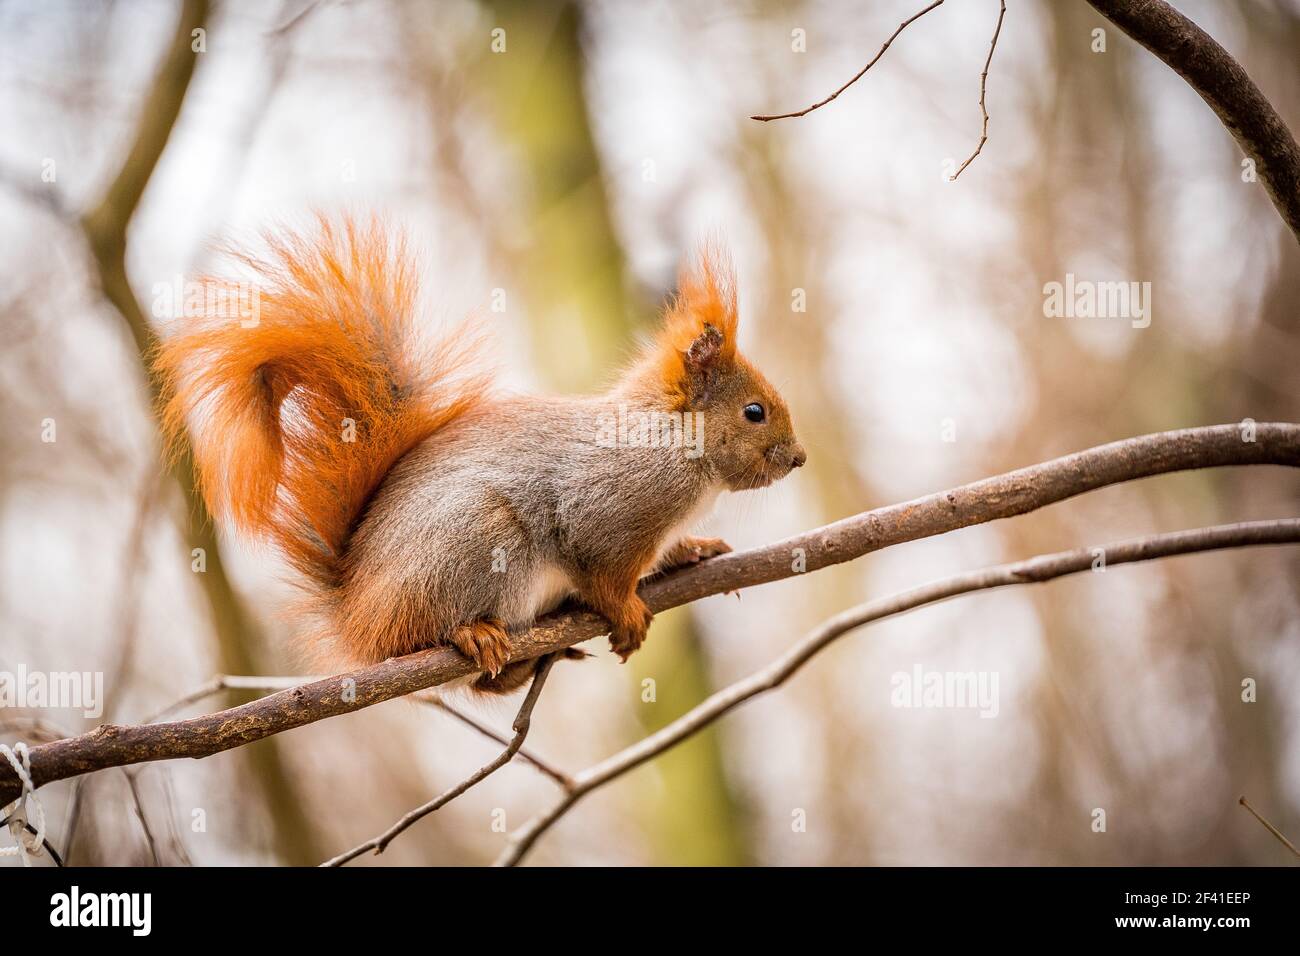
[0,0,1297,866]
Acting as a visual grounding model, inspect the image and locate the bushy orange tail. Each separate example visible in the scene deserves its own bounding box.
[154,217,486,590]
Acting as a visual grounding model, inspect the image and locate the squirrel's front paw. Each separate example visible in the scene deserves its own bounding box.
[450,617,512,677]
[661,535,733,571]
[608,597,654,663]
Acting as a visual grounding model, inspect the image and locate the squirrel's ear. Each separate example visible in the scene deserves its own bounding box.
[681,323,725,406]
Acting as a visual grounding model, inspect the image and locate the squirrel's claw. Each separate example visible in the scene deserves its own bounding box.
[608,597,654,662]
[449,618,513,677]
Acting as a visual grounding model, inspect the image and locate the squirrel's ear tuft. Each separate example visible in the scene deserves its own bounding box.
[661,243,738,357]
[653,243,737,406]
[665,243,738,351]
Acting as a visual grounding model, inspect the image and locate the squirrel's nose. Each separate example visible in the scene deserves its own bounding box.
[790,447,807,469]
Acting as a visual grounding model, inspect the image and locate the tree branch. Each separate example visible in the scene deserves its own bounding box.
[496,519,1300,865]
[1238,795,1300,859]
[750,0,945,122]
[322,655,561,866]
[71,0,326,863]
[1086,0,1300,245]
[949,0,1006,181]
[419,696,575,789]
[140,674,573,786]
[81,0,208,273]
[142,675,324,724]
[2,423,1297,805]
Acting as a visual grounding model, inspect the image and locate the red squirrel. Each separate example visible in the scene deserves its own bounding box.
[156,218,805,693]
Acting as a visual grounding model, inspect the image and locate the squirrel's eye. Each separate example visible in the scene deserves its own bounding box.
[743,403,766,424]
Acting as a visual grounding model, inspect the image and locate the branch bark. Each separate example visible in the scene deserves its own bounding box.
[2,422,1297,805]
[496,519,1300,865]
[1086,0,1300,245]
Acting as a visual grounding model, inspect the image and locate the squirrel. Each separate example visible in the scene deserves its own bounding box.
[155,217,805,693]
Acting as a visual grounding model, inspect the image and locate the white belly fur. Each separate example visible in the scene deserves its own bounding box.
[520,563,576,620]
[516,485,721,623]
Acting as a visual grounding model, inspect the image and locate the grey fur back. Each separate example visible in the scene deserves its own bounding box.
[338,394,716,654]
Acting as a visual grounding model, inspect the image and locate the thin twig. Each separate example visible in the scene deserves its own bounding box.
[949,0,1006,181]
[153,767,196,866]
[0,718,70,745]
[124,770,161,866]
[495,520,1300,865]
[1238,796,1300,858]
[141,678,226,725]
[106,470,167,719]
[323,655,561,866]
[143,674,325,724]
[751,0,945,121]
[419,696,575,789]
[266,0,323,36]
[61,777,87,865]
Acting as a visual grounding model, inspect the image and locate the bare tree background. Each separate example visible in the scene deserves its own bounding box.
[1,0,1297,866]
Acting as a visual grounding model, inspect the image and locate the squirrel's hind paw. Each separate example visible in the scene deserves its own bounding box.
[473,646,590,695]
[449,617,512,677]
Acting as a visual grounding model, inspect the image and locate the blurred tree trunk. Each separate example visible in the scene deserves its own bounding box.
[80,0,323,865]
[478,0,749,864]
